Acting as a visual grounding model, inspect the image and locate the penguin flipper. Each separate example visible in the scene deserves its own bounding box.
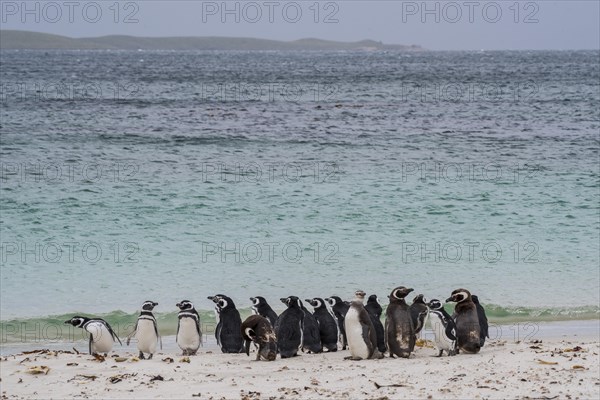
[194,310,203,345]
[126,321,138,346]
[152,320,162,349]
[244,339,251,356]
[444,315,458,342]
[103,320,122,345]
[476,304,489,338]
[445,325,457,342]
[215,322,222,347]
[299,320,305,351]
[363,322,376,356]
[384,317,389,352]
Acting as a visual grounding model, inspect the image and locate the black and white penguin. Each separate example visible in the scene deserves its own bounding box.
[426,299,457,357]
[208,294,244,353]
[299,301,323,353]
[305,298,338,352]
[446,289,481,354]
[364,294,386,354]
[250,296,278,327]
[274,296,304,358]
[471,295,489,347]
[176,300,202,356]
[385,286,415,358]
[343,290,382,360]
[409,294,429,336]
[65,316,122,355]
[241,315,277,361]
[126,301,162,359]
[325,296,350,350]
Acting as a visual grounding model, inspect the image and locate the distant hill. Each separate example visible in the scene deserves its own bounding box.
[0,30,423,51]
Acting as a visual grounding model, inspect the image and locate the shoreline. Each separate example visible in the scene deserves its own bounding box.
[2,330,598,399]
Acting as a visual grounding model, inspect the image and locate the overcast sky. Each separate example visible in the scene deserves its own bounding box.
[1,0,598,50]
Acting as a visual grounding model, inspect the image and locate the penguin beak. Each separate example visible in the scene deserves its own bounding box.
[445,297,454,302]
[207,296,214,300]
[279,298,286,304]
[304,299,311,303]
[64,320,71,324]
[176,303,181,308]
[407,288,414,293]
[153,302,158,306]
[249,297,255,301]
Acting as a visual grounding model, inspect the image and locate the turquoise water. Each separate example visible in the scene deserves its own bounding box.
[0,50,598,335]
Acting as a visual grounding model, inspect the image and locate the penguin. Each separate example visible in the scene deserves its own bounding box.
[305,298,338,352]
[65,316,122,355]
[446,289,481,354]
[298,301,323,353]
[385,286,415,358]
[364,294,387,354]
[409,294,428,336]
[471,295,489,347]
[241,315,277,361]
[126,300,162,359]
[325,296,350,350]
[208,294,244,353]
[274,296,304,358]
[343,290,382,360]
[176,300,202,356]
[426,299,457,357]
[250,296,278,327]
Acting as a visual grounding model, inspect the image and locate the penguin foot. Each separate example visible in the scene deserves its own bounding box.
[139,352,145,360]
[148,354,153,360]
[344,356,363,361]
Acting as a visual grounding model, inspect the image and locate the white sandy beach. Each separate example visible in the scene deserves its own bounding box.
[1,325,599,400]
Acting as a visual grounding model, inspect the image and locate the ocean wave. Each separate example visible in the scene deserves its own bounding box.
[1,305,598,344]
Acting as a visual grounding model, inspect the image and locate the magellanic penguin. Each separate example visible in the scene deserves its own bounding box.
[241,315,277,361]
[426,299,457,357]
[126,301,162,359]
[250,296,278,327]
[409,294,429,336]
[306,298,338,352]
[364,294,387,354]
[208,294,244,353]
[176,300,202,356]
[344,290,383,360]
[385,286,415,358]
[65,316,122,355]
[471,295,489,347]
[325,296,350,350]
[299,301,323,353]
[446,289,481,354]
[274,296,304,358]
